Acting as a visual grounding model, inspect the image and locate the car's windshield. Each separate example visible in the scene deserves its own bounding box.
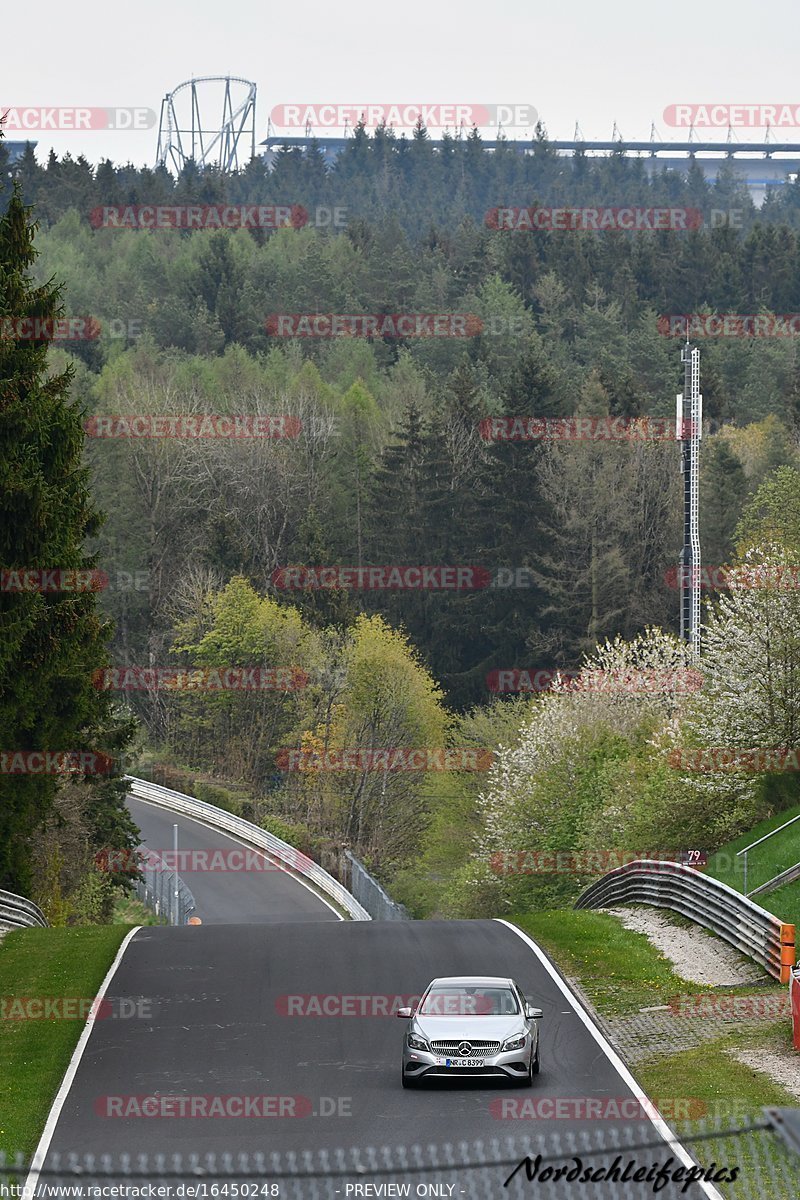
[418,986,519,1016]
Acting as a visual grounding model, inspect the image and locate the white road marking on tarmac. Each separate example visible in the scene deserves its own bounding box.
[495,918,726,1200]
[24,925,142,1197]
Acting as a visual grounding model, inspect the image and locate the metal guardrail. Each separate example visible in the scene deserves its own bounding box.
[576,859,796,983]
[344,850,410,920]
[0,887,48,931]
[738,811,800,895]
[751,860,800,897]
[125,776,371,921]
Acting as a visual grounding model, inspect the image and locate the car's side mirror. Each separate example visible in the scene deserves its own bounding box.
[396,1006,413,1018]
[526,1005,543,1020]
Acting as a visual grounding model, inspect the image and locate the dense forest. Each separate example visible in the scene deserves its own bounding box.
[2,125,799,918]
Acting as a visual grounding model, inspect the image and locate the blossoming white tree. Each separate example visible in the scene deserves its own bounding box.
[458,629,698,912]
[664,545,800,822]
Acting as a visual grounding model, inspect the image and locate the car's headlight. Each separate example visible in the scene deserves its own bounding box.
[502,1034,526,1052]
[407,1032,430,1052]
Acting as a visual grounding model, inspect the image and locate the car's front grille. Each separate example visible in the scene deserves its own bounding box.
[429,1040,501,1057]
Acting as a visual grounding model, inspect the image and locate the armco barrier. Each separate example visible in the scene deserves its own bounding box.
[576,859,796,982]
[125,776,371,921]
[0,888,48,931]
[792,968,800,1051]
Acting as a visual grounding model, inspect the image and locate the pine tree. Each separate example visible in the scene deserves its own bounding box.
[0,184,136,891]
[529,375,638,664]
[701,439,748,567]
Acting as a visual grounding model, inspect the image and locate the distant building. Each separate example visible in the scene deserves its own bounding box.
[261,135,800,206]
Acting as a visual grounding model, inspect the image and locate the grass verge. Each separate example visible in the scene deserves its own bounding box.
[112,888,165,926]
[0,925,133,1158]
[636,1035,800,1198]
[704,805,800,928]
[637,1036,797,1117]
[510,909,697,1015]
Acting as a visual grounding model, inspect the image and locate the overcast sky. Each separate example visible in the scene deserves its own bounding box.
[3,0,799,165]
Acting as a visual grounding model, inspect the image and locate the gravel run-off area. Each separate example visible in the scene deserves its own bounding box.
[605,905,764,985]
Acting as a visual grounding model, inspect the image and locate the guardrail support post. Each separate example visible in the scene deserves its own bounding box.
[780,924,796,984]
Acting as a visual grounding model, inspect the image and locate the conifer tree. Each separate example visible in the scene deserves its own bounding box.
[0,182,136,891]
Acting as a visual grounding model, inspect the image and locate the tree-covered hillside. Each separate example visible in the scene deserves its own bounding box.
[3,127,800,910]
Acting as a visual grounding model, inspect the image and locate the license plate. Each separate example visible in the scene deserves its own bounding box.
[437,1056,482,1067]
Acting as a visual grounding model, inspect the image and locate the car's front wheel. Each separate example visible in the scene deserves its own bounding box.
[518,1049,537,1087]
[402,1067,417,1089]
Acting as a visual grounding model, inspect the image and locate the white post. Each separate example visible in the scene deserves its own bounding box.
[173,823,179,924]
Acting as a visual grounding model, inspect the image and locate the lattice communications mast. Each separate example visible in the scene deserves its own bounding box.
[676,341,702,653]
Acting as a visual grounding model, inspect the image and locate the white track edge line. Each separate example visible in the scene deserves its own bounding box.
[24,925,142,1196]
[129,791,344,921]
[495,918,725,1200]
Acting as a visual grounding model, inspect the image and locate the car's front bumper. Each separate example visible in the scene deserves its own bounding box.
[402,1043,533,1081]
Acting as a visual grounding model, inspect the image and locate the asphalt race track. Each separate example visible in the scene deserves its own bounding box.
[126,795,340,923]
[32,919,725,1199]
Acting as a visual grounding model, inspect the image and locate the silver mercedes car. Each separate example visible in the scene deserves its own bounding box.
[397,975,543,1088]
